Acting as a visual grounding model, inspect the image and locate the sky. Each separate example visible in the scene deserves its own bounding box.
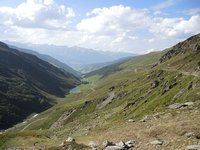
[0,0,200,54]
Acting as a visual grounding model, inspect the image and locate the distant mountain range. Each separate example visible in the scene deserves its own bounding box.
[0,41,80,129]
[3,41,136,72]
[9,45,80,77]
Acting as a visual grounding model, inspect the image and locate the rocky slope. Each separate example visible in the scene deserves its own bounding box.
[0,42,80,129]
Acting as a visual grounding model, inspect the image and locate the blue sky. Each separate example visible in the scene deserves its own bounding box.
[0,0,200,53]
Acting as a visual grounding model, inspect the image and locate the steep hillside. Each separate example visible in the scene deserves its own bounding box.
[85,50,165,78]
[9,45,81,77]
[85,57,133,77]
[1,34,200,150]
[0,42,80,129]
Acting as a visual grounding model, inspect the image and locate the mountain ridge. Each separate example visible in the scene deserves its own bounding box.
[3,41,136,71]
[8,45,81,77]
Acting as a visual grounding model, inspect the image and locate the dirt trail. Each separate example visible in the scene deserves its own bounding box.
[162,68,199,77]
[21,117,46,131]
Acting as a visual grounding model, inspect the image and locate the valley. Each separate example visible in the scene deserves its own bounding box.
[0,34,200,150]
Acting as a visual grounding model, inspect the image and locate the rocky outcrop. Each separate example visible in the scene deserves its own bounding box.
[51,137,89,150]
[97,92,116,109]
[160,33,200,63]
[102,140,135,150]
[51,109,75,129]
[168,102,194,109]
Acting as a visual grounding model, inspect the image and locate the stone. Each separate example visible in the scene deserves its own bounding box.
[185,145,200,150]
[151,80,159,88]
[185,132,194,138]
[128,119,135,122]
[125,140,135,148]
[89,141,97,149]
[66,137,75,142]
[115,141,126,148]
[109,86,115,91]
[169,102,194,109]
[140,115,150,122]
[188,82,194,90]
[168,103,183,109]
[59,142,65,147]
[183,102,194,106]
[102,140,115,147]
[105,146,125,150]
[6,148,23,150]
[150,140,163,145]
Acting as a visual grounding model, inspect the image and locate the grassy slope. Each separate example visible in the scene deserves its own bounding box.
[1,34,200,149]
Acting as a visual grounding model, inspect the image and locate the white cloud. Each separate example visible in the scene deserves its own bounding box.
[0,0,75,29]
[77,5,151,35]
[43,0,54,5]
[150,15,200,38]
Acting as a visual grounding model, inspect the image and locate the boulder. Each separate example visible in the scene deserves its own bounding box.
[66,136,75,142]
[188,82,194,90]
[185,132,194,138]
[151,80,159,88]
[128,119,135,122]
[185,145,200,150]
[150,140,163,145]
[6,148,23,150]
[102,140,115,148]
[183,102,194,106]
[115,141,126,148]
[105,145,125,150]
[168,103,183,109]
[109,86,115,91]
[89,141,97,149]
[125,140,135,148]
[140,115,150,122]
